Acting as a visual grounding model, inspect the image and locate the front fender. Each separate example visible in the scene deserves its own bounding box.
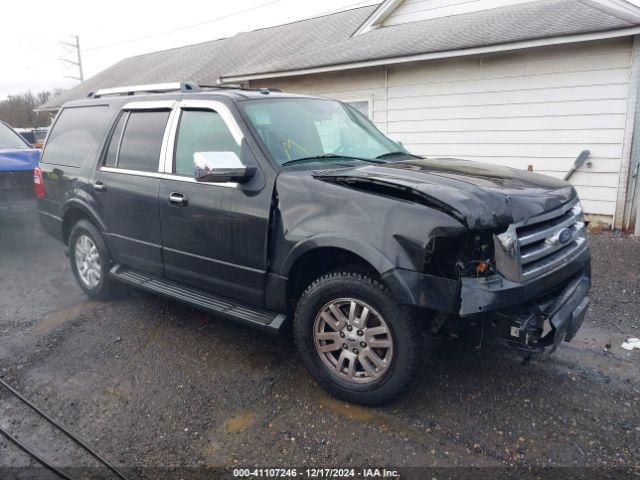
[281,233,396,277]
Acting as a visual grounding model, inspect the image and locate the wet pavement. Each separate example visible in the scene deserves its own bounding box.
[1,209,639,478]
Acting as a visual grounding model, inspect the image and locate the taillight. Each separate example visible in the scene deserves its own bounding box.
[34,166,45,199]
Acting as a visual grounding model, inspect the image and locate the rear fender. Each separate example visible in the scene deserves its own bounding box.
[62,198,108,242]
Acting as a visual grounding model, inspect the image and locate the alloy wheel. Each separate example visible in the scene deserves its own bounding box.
[313,298,394,384]
[74,234,102,288]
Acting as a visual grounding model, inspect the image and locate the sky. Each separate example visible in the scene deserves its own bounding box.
[0,0,377,100]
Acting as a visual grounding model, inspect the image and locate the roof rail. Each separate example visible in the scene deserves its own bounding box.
[88,82,199,98]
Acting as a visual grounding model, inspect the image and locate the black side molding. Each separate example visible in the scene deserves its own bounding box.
[110,265,287,334]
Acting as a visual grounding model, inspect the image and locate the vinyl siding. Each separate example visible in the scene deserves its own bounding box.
[386,38,633,217]
[252,38,634,220]
[383,0,539,26]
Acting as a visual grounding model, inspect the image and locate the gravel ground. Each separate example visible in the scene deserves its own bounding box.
[0,210,639,479]
[587,233,640,335]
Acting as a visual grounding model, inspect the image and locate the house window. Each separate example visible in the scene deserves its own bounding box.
[344,100,370,119]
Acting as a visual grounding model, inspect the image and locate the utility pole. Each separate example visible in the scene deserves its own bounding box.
[59,35,84,82]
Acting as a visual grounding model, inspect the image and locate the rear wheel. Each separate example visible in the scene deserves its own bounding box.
[294,270,426,405]
[69,220,113,300]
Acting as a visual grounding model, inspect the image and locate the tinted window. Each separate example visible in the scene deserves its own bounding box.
[0,123,30,149]
[174,110,240,176]
[104,113,127,167]
[42,106,111,167]
[117,110,169,172]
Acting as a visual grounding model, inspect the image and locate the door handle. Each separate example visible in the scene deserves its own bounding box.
[168,192,188,207]
[93,181,106,192]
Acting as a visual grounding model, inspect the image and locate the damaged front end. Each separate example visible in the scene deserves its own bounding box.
[477,270,590,353]
[385,197,590,354]
[308,162,591,354]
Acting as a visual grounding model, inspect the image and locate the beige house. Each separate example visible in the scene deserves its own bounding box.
[41,0,640,232]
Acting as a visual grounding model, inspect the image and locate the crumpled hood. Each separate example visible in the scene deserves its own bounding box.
[0,147,40,172]
[312,157,576,229]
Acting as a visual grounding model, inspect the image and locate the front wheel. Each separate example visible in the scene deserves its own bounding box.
[294,270,427,405]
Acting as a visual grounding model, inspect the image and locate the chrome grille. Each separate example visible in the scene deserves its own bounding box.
[494,199,587,282]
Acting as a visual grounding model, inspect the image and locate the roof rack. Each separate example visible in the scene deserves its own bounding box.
[86,82,284,99]
[88,82,200,98]
[198,84,282,93]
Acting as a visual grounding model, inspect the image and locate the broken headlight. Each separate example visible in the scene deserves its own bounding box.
[424,231,496,279]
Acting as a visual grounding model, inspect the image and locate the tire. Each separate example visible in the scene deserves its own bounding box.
[294,270,427,405]
[68,219,114,300]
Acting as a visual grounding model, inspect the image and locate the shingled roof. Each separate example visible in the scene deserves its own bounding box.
[40,0,640,111]
[222,0,640,80]
[39,5,376,111]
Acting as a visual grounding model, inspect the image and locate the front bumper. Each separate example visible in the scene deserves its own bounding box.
[382,243,590,316]
[382,244,590,352]
[491,269,590,353]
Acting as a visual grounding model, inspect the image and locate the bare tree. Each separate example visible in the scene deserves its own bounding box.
[0,89,63,128]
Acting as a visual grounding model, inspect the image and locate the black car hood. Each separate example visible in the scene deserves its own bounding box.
[312,158,576,229]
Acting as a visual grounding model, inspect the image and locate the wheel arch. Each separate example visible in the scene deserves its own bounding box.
[281,235,396,305]
[61,200,108,245]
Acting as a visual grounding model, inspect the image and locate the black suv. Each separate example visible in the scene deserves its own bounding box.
[36,83,591,405]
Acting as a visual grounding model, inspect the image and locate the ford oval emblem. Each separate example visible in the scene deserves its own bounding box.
[556,228,572,244]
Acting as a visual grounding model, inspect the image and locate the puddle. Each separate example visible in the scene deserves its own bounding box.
[31,300,101,334]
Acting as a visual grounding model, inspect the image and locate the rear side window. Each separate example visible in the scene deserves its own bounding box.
[109,110,170,172]
[42,106,111,167]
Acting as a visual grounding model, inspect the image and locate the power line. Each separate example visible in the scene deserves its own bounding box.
[83,0,288,51]
[83,0,374,52]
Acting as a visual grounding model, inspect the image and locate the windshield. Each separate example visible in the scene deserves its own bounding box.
[240,98,408,166]
[0,123,30,149]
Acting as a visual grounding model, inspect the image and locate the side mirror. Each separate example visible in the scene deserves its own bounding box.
[194,151,256,183]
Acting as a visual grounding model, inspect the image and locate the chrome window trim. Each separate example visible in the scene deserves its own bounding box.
[161,173,238,188]
[158,107,180,174]
[104,103,175,174]
[100,166,162,178]
[161,99,243,190]
[122,100,178,111]
[113,111,130,168]
[176,99,243,144]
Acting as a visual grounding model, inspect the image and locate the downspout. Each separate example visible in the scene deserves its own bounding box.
[385,65,389,135]
[623,35,640,232]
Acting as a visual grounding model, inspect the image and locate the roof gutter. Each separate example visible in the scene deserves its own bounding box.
[220,26,640,83]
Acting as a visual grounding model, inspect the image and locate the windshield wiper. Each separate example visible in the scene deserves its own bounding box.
[281,154,384,167]
[375,151,421,160]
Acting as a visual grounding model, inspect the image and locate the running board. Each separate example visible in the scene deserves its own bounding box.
[110,265,287,334]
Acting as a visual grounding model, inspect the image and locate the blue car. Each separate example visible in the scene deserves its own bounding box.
[0,121,41,216]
